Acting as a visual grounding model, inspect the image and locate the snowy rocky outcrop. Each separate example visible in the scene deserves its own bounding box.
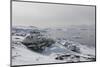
[53,39,95,62]
[22,29,55,52]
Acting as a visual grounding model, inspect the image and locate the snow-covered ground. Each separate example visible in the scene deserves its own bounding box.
[11,26,96,66]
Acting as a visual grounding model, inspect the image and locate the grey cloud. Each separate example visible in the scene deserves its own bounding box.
[12,1,95,28]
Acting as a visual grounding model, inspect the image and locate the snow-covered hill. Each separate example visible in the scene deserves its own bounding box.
[11,25,96,66]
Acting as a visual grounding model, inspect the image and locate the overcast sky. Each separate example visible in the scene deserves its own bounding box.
[12,1,95,28]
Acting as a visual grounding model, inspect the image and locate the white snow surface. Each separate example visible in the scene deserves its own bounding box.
[12,35,95,66]
[12,42,65,66]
